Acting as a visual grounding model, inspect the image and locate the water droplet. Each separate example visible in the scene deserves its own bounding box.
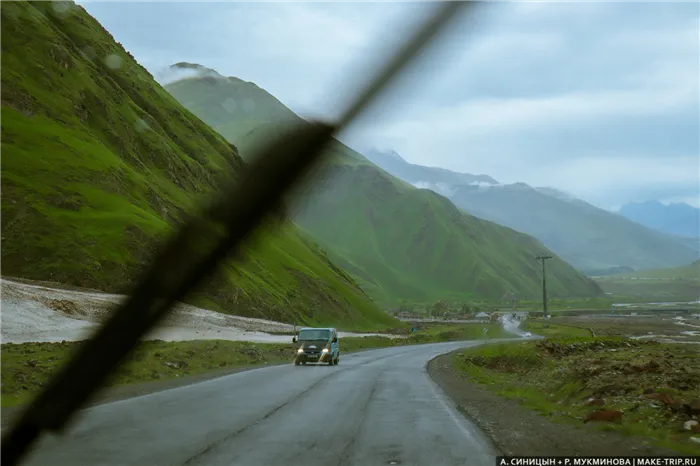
[52,1,72,15]
[104,54,122,70]
[81,46,97,61]
[222,98,238,114]
[134,118,150,133]
[242,98,256,114]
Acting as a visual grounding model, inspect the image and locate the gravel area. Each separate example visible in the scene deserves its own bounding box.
[0,278,400,344]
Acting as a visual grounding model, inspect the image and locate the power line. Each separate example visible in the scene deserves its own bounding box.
[535,253,553,318]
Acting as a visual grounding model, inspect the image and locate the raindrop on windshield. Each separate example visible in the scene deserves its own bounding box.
[52,1,72,16]
[222,97,238,114]
[104,54,122,70]
[134,118,150,133]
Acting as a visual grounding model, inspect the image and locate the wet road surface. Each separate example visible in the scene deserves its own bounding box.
[21,341,506,466]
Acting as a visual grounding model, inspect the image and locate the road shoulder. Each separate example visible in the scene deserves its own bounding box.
[427,351,679,456]
[0,361,287,430]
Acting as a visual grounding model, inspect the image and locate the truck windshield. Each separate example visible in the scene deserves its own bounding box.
[298,329,331,341]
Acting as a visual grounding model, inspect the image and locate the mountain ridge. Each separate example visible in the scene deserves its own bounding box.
[618,200,700,239]
[364,148,698,272]
[163,63,605,304]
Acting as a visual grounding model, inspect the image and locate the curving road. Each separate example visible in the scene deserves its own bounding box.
[21,341,508,466]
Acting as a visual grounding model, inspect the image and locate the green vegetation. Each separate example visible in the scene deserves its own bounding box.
[606,260,700,280]
[389,296,669,317]
[1,322,511,407]
[520,321,592,338]
[164,63,603,306]
[592,260,700,302]
[540,315,700,342]
[452,338,700,454]
[0,1,399,331]
[1,339,292,407]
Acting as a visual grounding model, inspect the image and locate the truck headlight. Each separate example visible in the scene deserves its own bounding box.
[322,348,329,353]
[297,348,304,353]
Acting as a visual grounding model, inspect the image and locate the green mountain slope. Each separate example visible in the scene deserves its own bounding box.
[450,184,698,272]
[164,64,604,304]
[0,1,397,330]
[364,150,699,273]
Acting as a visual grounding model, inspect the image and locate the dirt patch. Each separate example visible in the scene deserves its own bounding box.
[44,299,81,316]
[428,351,680,456]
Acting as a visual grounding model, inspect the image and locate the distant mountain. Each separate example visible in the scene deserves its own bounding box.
[364,149,698,272]
[164,63,604,304]
[363,148,498,197]
[618,200,700,239]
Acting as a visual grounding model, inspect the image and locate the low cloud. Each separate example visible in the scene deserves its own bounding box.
[154,65,225,85]
[79,1,699,209]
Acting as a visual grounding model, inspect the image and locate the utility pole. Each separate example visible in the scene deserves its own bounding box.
[535,253,552,318]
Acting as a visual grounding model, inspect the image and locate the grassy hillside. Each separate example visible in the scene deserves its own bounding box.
[0,1,398,331]
[164,65,604,305]
[365,150,698,272]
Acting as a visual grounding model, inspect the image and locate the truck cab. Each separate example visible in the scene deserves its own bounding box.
[293,327,339,366]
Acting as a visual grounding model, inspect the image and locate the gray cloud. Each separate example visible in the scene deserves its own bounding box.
[78,1,699,209]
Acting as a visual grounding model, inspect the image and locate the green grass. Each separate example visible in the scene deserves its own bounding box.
[521,321,593,338]
[451,338,700,455]
[1,339,294,407]
[164,65,604,307]
[1,322,513,407]
[591,261,700,302]
[0,1,398,331]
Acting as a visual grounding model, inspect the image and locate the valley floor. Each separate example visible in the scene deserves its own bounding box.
[0,278,401,344]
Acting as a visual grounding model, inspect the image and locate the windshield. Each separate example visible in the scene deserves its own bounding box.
[4,1,699,465]
[297,329,331,341]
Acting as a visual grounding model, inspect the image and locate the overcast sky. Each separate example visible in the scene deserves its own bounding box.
[79,1,699,210]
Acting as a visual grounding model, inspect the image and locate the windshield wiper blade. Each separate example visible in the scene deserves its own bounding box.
[1,3,469,464]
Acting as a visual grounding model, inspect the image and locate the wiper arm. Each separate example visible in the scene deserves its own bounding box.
[1,3,470,464]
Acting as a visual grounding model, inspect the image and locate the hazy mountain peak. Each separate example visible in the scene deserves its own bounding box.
[534,186,579,202]
[158,63,262,92]
[362,148,499,185]
[365,148,407,163]
[619,200,700,238]
[156,62,225,85]
[385,150,406,162]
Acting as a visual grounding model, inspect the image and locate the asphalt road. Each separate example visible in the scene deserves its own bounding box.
[20,341,506,466]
